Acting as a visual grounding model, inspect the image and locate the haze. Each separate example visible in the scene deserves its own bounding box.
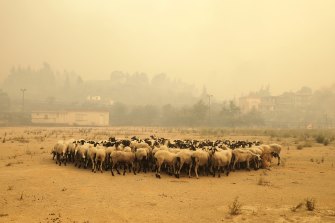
[1,0,335,99]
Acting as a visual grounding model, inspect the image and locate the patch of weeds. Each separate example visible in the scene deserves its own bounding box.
[291,202,303,212]
[7,185,14,191]
[315,134,325,144]
[228,197,242,216]
[40,147,44,150]
[61,187,67,192]
[310,158,314,162]
[305,198,316,211]
[321,157,324,163]
[0,214,9,217]
[257,176,270,186]
[302,141,312,147]
[19,192,24,201]
[5,163,12,167]
[26,150,32,155]
[296,144,303,150]
[323,138,330,146]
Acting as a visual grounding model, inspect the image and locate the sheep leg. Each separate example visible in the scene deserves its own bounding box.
[232,159,238,171]
[57,154,61,166]
[218,166,221,178]
[155,162,161,179]
[143,159,147,173]
[123,164,127,176]
[277,155,281,166]
[226,166,230,176]
[194,163,199,179]
[188,163,192,178]
[111,163,115,176]
[92,159,95,173]
[100,161,103,173]
[132,163,136,175]
[246,160,251,171]
[115,163,121,175]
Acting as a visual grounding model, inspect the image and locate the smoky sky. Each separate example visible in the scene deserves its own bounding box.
[1,0,335,100]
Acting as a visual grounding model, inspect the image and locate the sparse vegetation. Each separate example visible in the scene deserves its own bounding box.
[291,202,303,212]
[257,176,270,186]
[297,144,304,150]
[305,198,316,211]
[228,197,242,215]
[19,192,24,201]
[7,185,14,191]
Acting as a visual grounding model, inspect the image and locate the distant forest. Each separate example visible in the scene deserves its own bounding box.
[1,63,335,128]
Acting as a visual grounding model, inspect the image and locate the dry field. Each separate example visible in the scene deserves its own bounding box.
[0,127,335,223]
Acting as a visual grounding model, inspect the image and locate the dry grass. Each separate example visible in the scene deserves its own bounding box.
[291,202,304,212]
[305,198,316,211]
[228,197,242,215]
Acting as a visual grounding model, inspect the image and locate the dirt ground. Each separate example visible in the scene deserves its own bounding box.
[0,127,335,223]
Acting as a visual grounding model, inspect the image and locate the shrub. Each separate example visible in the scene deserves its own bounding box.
[228,197,242,215]
[305,198,316,211]
[323,138,329,146]
[291,202,303,212]
[315,134,325,144]
[296,144,303,150]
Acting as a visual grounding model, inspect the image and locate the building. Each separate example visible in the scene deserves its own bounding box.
[239,96,262,113]
[31,110,109,126]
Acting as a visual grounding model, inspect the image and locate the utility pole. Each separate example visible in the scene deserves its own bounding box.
[20,88,27,112]
[208,94,213,126]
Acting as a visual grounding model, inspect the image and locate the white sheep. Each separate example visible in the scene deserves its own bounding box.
[53,142,67,166]
[232,149,261,171]
[94,146,106,173]
[191,149,211,179]
[175,149,194,178]
[154,150,178,178]
[135,148,148,173]
[211,148,233,177]
[110,150,136,176]
[86,145,98,172]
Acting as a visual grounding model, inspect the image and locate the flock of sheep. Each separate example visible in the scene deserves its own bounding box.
[52,136,282,179]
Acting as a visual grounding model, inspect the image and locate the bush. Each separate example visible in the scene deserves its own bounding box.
[291,202,303,212]
[296,144,303,150]
[228,197,242,215]
[305,198,316,211]
[315,134,325,144]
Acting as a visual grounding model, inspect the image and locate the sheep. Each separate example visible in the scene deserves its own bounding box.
[110,150,136,176]
[269,143,282,165]
[104,146,115,170]
[54,142,67,166]
[66,140,77,163]
[260,144,282,165]
[86,145,98,172]
[74,143,89,168]
[245,147,263,169]
[175,149,194,178]
[191,149,211,179]
[135,148,148,173]
[210,148,233,177]
[51,140,64,160]
[94,146,106,173]
[232,149,262,171]
[154,150,178,179]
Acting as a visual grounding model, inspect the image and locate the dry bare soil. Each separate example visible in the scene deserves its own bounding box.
[0,127,335,223]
